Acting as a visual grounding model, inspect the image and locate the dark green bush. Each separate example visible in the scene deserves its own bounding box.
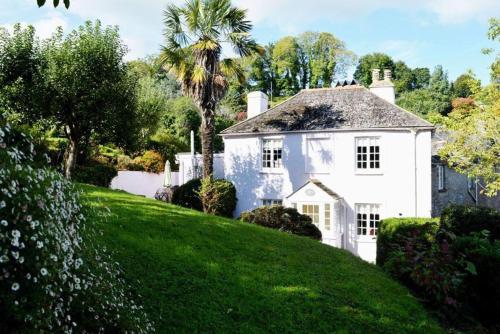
[73,161,118,187]
[199,178,237,217]
[377,217,439,268]
[172,179,202,212]
[240,206,322,240]
[440,205,500,240]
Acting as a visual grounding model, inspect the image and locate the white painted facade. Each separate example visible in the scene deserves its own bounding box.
[222,128,432,262]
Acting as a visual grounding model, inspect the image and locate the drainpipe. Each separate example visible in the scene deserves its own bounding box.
[412,129,418,217]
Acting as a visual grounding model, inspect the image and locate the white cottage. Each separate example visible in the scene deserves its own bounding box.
[179,69,434,262]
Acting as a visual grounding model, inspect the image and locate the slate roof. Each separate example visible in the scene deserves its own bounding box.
[221,85,433,135]
[286,179,342,200]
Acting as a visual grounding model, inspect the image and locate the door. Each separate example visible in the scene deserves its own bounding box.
[300,203,339,247]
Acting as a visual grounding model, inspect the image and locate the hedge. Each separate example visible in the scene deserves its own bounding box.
[440,205,500,240]
[198,178,237,217]
[171,179,202,212]
[73,162,118,187]
[377,217,439,268]
[240,206,322,240]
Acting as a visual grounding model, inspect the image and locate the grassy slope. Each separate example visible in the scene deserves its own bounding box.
[81,185,443,334]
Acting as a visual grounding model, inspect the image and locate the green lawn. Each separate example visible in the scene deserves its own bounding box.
[81,185,443,334]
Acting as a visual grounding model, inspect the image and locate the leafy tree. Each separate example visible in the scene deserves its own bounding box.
[438,96,500,196]
[397,89,450,118]
[36,0,69,8]
[0,24,45,122]
[272,36,302,95]
[412,67,431,89]
[162,96,201,149]
[297,31,356,89]
[160,0,258,179]
[42,21,137,178]
[453,69,481,98]
[353,52,394,86]
[393,61,414,94]
[247,43,277,96]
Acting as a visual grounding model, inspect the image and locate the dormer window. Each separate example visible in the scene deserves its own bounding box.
[356,137,380,172]
[262,139,282,170]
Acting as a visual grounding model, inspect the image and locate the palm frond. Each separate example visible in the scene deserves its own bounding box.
[219,58,245,84]
[228,32,260,57]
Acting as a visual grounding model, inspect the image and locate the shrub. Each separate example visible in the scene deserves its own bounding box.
[198,178,237,217]
[117,154,144,171]
[172,179,202,211]
[0,120,153,333]
[133,150,165,173]
[377,217,439,268]
[440,205,500,240]
[240,206,322,240]
[73,161,118,187]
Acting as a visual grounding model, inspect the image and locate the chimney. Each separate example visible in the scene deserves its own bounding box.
[247,91,268,119]
[369,68,395,104]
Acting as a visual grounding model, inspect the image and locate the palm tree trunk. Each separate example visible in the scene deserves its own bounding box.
[200,108,215,179]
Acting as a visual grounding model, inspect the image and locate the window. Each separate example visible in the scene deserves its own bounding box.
[262,199,283,206]
[356,137,380,171]
[437,165,445,191]
[262,139,283,170]
[356,204,380,236]
[302,204,319,226]
[324,203,331,231]
[306,137,332,173]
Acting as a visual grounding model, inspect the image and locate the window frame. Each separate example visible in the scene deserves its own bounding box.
[437,164,446,191]
[302,204,320,226]
[260,137,284,173]
[261,199,283,206]
[355,203,381,239]
[355,137,382,175]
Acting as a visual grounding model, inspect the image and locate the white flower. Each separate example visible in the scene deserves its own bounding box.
[0,255,8,263]
[11,230,20,238]
[36,241,43,249]
[11,282,20,291]
[40,268,48,276]
[11,251,19,259]
[0,220,7,226]
[0,201,5,208]
[25,215,32,222]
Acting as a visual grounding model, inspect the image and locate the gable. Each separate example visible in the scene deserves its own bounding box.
[287,179,342,203]
[221,86,433,135]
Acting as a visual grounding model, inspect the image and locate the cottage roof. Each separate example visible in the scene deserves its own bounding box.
[286,179,342,200]
[221,85,433,135]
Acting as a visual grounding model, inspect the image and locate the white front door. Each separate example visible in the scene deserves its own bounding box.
[300,202,339,247]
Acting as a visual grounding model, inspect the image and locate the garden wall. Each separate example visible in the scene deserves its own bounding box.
[111,171,179,198]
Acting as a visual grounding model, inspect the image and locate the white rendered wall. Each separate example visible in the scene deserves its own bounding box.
[110,171,179,198]
[224,129,433,262]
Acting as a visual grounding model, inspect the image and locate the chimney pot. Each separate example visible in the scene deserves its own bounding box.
[371,69,380,83]
[384,69,392,81]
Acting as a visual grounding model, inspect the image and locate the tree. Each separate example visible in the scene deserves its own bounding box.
[453,69,481,98]
[36,0,69,8]
[353,53,394,86]
[438,96,500,196]
[43,21,137,178]
[297,32,355,89]
[272,36,302,95]
[160,0,258,179]
[412,67,431,89]
[397,89,450,118]
[0,24,45,122]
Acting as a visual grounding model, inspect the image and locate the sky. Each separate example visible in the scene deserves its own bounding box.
[1,0,499,83]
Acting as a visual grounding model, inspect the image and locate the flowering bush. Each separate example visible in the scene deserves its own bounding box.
[0,118,154,332]
[133,150,165,173]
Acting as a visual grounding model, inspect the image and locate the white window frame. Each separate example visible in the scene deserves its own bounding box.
[305,134,333,174]
[355,137,381,174]
[355,204,381,239]
[437,164,445,191]
[262,199,283,206]
[261,138,283,173]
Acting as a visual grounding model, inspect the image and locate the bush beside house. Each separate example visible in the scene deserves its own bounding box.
[171,179,203,212]
[377,206,500,331]
[198,178,237,217]
[73,161,118,187]
[240,206,322,240]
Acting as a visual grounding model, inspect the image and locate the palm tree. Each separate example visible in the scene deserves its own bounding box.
[160,0,259,178]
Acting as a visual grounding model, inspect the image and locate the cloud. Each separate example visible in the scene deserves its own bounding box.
[0,11,68,39]
[378,40,426,66]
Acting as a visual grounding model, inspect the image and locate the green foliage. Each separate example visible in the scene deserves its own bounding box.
[0,120,152,332]
[133,150,165,173]
[240,206,322,240]
[163,96,201,149]
[42,20,138,176]
[36,0,70,8]
[396,88,451,118]
[438,92,499,196]
[353,52,394,86]
[81,185,444,333]
[198,178,237,217]
[171,179,202,212]
[452,69,481,98]
[440,205,500,240]
[73,161,118,187]
[147,130,187,170]
[377,218,439,269]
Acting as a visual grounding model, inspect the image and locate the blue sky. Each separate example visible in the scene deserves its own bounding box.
[1,0,499,83]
